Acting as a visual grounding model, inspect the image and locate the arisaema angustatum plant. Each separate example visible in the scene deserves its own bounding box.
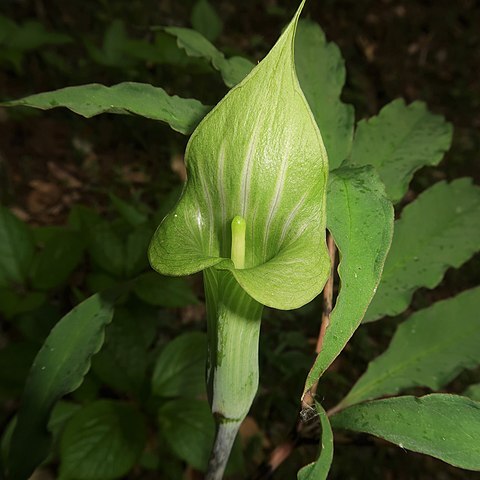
[7,0,480,478]
[148,1,330,477]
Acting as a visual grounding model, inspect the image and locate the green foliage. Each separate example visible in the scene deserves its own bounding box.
[297,403,333,479]
[191,0,223,42]
[0,290,46,319]
[331,394,480,471]
[91,308,153,396]
[0,15,71,73]
[7,293,115,480]
[0,343,38,400]
[0,206,35,287]
[158,398,215,472]
[365,179,480,322]
[164,27,254,88]
[295,19,354,170]
[464,384,480,402]
[342,287,480,407]
[158,398,243,474]
[1,83,211,135]
[109,193,148,227]
[84,19,154,69]
[87,221,152,278]
[133,271,198,307]
[59,400,146,479]
[303,166,393,394]
[152,332,207,398]
[29,229,84,290]
[349,99,453,202]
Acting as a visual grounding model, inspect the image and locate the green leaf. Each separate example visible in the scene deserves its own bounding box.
[365,179,480,322]
[0,206,35,287]
[0,342,38,400]
[68,205,102,232]
[150,7,331,310]
[0,15,17,44]
[0,289,46,318]
[152,332,207,398]
[341,287,480,408]
[297,403,333,480]
[164,27,254,88]
[91,19,133,68]
[133,271,198,307]
[124,225,152,278]
[191,0,223,42]
[158,399,213,471]
[303,166,393,394]
[0,16,70,72]
[60,400,146,480]
[464,384,480,402]
[92,308,150,395]
[47,401,81,441]
[7,292,115,480]
[331,394,480,471]
[295,20,354,170]
[4,19,70,51]
[2,82,211,135]
[109,193,148,227]
[29,230,85,290]
[88,219,151,279]
[158,398,242,474]
[88,222,125,277]
[86,272,118,294]
[349,99,453,202]
[14,302,60,343]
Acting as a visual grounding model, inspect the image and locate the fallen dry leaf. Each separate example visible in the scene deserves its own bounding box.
[47,161,82,188]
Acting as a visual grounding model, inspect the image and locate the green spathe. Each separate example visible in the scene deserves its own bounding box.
[148,0,330,310]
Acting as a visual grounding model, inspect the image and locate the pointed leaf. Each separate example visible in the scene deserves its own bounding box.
[164,27,254,88]
[303,166,393,394]
[29,230,85,290]
[109,193,148,227]
[349,99,453,202]
[7,292,115,480]
[341,287,480,408]
[191,0,223,42]
[295,20,354,170]
[0,206,35,287]
[331,394,480,471]
[365,179,480,322]
[1,82,211,135]
[297,403,333,480]
[60,400,146,480]
[150,4,331,310]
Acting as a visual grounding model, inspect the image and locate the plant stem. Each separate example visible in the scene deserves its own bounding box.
[206,422,241,480]
[204,269,263,479]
